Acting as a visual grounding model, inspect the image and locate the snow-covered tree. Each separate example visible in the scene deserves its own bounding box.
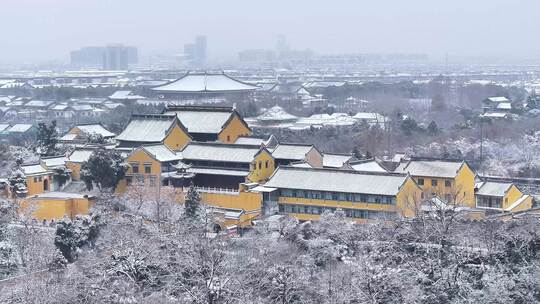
[35,120,59,156]
[184,183,202,221]
[81,148,128,191]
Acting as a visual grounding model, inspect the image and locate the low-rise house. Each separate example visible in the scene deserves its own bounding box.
[270,143,323,168]
[395,157,476,207]
[21,192,93,221]
[179,142,275,188]
[66,149,95,180]
[348,159,388,172]
[116,144,184,193]
[162,105,252,143]
[263,166,422,222]
[475,180,533,213]
[322,153,355,169]
[115,114,192,151]
[20,163,53,196]
[109,90,145,102]
[60,123,115,144]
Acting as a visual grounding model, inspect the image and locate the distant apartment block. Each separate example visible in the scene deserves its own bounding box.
[183,35,207,66]
[70,44,138,70]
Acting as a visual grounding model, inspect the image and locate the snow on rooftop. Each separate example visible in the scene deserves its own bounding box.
[181,142,261,163]
[152,73,258,93]
[256,106,298,122]
[116,115,177,143]
[67,149,94,163]
[75,124,115,137]
[140,144,181,162]
[396,159,464,178]
[265,167,408,196]
[476,181,513,197]
[164,107,233,134]
[350,160,388,173]
[271,144,314,160]
[323,153,353,168]
[6,124,33,133]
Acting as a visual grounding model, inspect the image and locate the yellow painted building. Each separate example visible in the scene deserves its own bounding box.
[115,114,192,151]
[263,166,422,223]
[248,149,275,183]
[21,192,92,221]
[271,143,324,168]
[116,144,182,194]
[162,105,252,144]
[66,149,95,181]
[20,163,53,196]
[217,113,252,143]
[396,159,476,207]
[475,181,533,213]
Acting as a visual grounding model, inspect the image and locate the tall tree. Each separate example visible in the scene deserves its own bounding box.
[80,148,127,191]
[184,183,202,221]
[35,120,58,156]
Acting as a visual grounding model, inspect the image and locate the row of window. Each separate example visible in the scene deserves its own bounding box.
[126,175,157,187]
[476,196,503,208]
[417,178,452,187]
[279,189,396,205]
[278,204,394,219]
[33,176,45,183]
[252,160,271,171]
[130,163,152,174]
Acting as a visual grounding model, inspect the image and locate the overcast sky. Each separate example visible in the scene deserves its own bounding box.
[1,0,539,63]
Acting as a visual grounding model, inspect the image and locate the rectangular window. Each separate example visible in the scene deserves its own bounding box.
[324,192,332,200]
[126,176,132,186]
[279,204,284,212]
[431,179,438,187]
[418,178,424,186]
[445,194,452,202]
[445,180,451,187]
[149,176,156,187]
[338,193,346,201]
[332,193,339,200]
[33,177,38,183]
[144,164,151,174]
[131,163,139,174]
[265,161,269,169]
[258,162,262,170]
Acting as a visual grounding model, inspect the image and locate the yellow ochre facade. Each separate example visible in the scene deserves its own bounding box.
[163,123,192,151]
[248,149,275,183]
[410,162,476,207]
[20,194,92,221]
[218,114,252,144]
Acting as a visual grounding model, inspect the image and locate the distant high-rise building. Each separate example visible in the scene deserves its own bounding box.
[195,35,207,65]
[70,44,137,70]
[70,47,104,67]
[183,35,207,66]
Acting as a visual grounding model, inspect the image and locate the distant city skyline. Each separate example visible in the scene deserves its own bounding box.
[2,0,540,65]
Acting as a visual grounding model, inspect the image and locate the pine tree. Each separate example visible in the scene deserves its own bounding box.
[184,183,201,221]
[81,148,128,191]
[35,120,58,156]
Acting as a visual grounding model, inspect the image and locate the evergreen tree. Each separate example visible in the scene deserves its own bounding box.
[184,183,201,221]
[427,121,440,136]
[81,148,127,191]
[8,170,27,198]
[35,120,58,156]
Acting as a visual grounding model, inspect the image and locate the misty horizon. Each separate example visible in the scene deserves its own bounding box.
[1,0,540,64]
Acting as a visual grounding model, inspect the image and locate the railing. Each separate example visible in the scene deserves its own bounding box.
[185,186,239,195]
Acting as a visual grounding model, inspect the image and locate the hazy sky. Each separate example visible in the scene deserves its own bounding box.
[1,0,539,63]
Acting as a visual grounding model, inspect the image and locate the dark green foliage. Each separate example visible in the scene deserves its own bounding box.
[35,120,58,156]
[81,148,127,191]
[54,214,101,263]
[427,121,440,136]
[184,183,201,221]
